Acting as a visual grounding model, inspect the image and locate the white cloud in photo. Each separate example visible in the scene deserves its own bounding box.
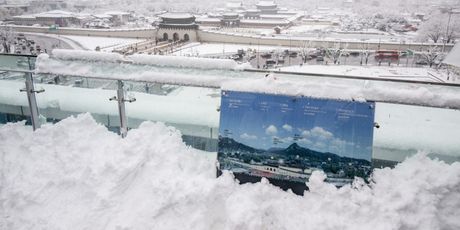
[282,124,293,132]
[295,127,355,155]
[240,133,257,140]
[265,125,278,136]
[298,138,313,146]
[311,127,333,141]
[280,136,293,143]
[301,130,311,138]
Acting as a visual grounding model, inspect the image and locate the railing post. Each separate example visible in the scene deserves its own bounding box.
[117,80,128,137]
[23,72,41,131]
[19,57,44,131]
[110,80,136,138]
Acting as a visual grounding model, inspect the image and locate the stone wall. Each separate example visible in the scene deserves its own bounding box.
[1,25,156,39]
[197,30,454,52]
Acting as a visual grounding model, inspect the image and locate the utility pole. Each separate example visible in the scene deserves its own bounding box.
[257,37,260,68]
[443,9,453,53]
[443,8,460,53]
[289,35,292,66]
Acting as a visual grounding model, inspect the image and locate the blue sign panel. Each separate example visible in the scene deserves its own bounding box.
[218,90,375,192]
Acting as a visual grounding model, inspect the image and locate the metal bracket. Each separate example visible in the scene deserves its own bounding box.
[20,88,45,93]
[124,98,136,103]
[109,96,136,103]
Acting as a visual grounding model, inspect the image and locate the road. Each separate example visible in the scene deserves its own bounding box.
[245,51,422,69]
[12,33,84,55]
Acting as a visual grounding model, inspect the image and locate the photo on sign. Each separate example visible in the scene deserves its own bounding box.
[218,91,376,187]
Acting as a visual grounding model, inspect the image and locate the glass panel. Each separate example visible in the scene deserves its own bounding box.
[124,80,221,151]
[373,102,460,167]
[32,74,121,132]
[0,54,36,71]
[0,72,32,125]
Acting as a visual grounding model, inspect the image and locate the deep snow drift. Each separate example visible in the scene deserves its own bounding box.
[1,114,459,230]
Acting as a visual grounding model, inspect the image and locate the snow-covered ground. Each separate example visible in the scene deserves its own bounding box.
[61,35,145,51]
[22,33,145,52]
[280,65,456,82]
[284,24,334,34]
[173,42,287,56]
[1,114,459,229]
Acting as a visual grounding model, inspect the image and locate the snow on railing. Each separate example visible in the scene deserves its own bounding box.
[33,50,460,110]
[46,49,246,70]
[222,76,460,109]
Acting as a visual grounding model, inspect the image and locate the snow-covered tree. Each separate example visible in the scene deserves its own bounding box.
[418,13,460,44]
[419,46,442,68]
[326,43,346,65]
[298,40,313,63]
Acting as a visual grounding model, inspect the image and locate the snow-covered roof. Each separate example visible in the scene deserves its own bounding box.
[36,10,75,18]
[0,4,29,8]
[260,14,292,19]
[160,12,194,19]
[245,9,261,13]
[12,15,36,19]
[94,14,113,19]
[443,43,460,68]
[226,1,243,8]
[241,19,289,24]
[256,1,277,7]
[223,12,239,17]
[196,17,220,23]
[104,11,130,16]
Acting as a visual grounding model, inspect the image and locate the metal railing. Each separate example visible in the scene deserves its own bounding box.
[1,53,460,160]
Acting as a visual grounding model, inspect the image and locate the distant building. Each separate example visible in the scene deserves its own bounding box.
[104,11,131,26]
[11,10,89,27]
[225,1,244,11]
[239,19,290,28]
[221,13,240,27]
[244,9,261,19]
[256,1,278,15]
[157,12,199,42]
[0,4,30,16]
[30,0,67,10]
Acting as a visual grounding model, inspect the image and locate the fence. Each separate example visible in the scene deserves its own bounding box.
[1,53,459,163]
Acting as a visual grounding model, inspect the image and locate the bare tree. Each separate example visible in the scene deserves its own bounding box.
[326,43,347,65]
[445,14,460,44]
[418,13,460,44]
[298,40,313,63]
[418,15,444,43]
[0,26,15,54]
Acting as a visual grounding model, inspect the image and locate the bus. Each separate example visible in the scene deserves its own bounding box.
[374,50,400,59]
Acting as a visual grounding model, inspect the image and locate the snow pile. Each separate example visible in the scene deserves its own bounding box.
[51,49,124,62]
[1,114,460,230]
[130,54,242,70]
[34,56,232,88]
[42,49,245,71]
[62,35,145,52]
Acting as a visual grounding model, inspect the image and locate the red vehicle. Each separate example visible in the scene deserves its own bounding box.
[374,50,400,59]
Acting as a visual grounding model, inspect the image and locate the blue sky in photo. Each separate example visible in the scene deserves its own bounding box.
[219,90,376,161]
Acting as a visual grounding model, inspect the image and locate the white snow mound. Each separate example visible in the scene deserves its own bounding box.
[1,114,459,230]
[43,49,242,70]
